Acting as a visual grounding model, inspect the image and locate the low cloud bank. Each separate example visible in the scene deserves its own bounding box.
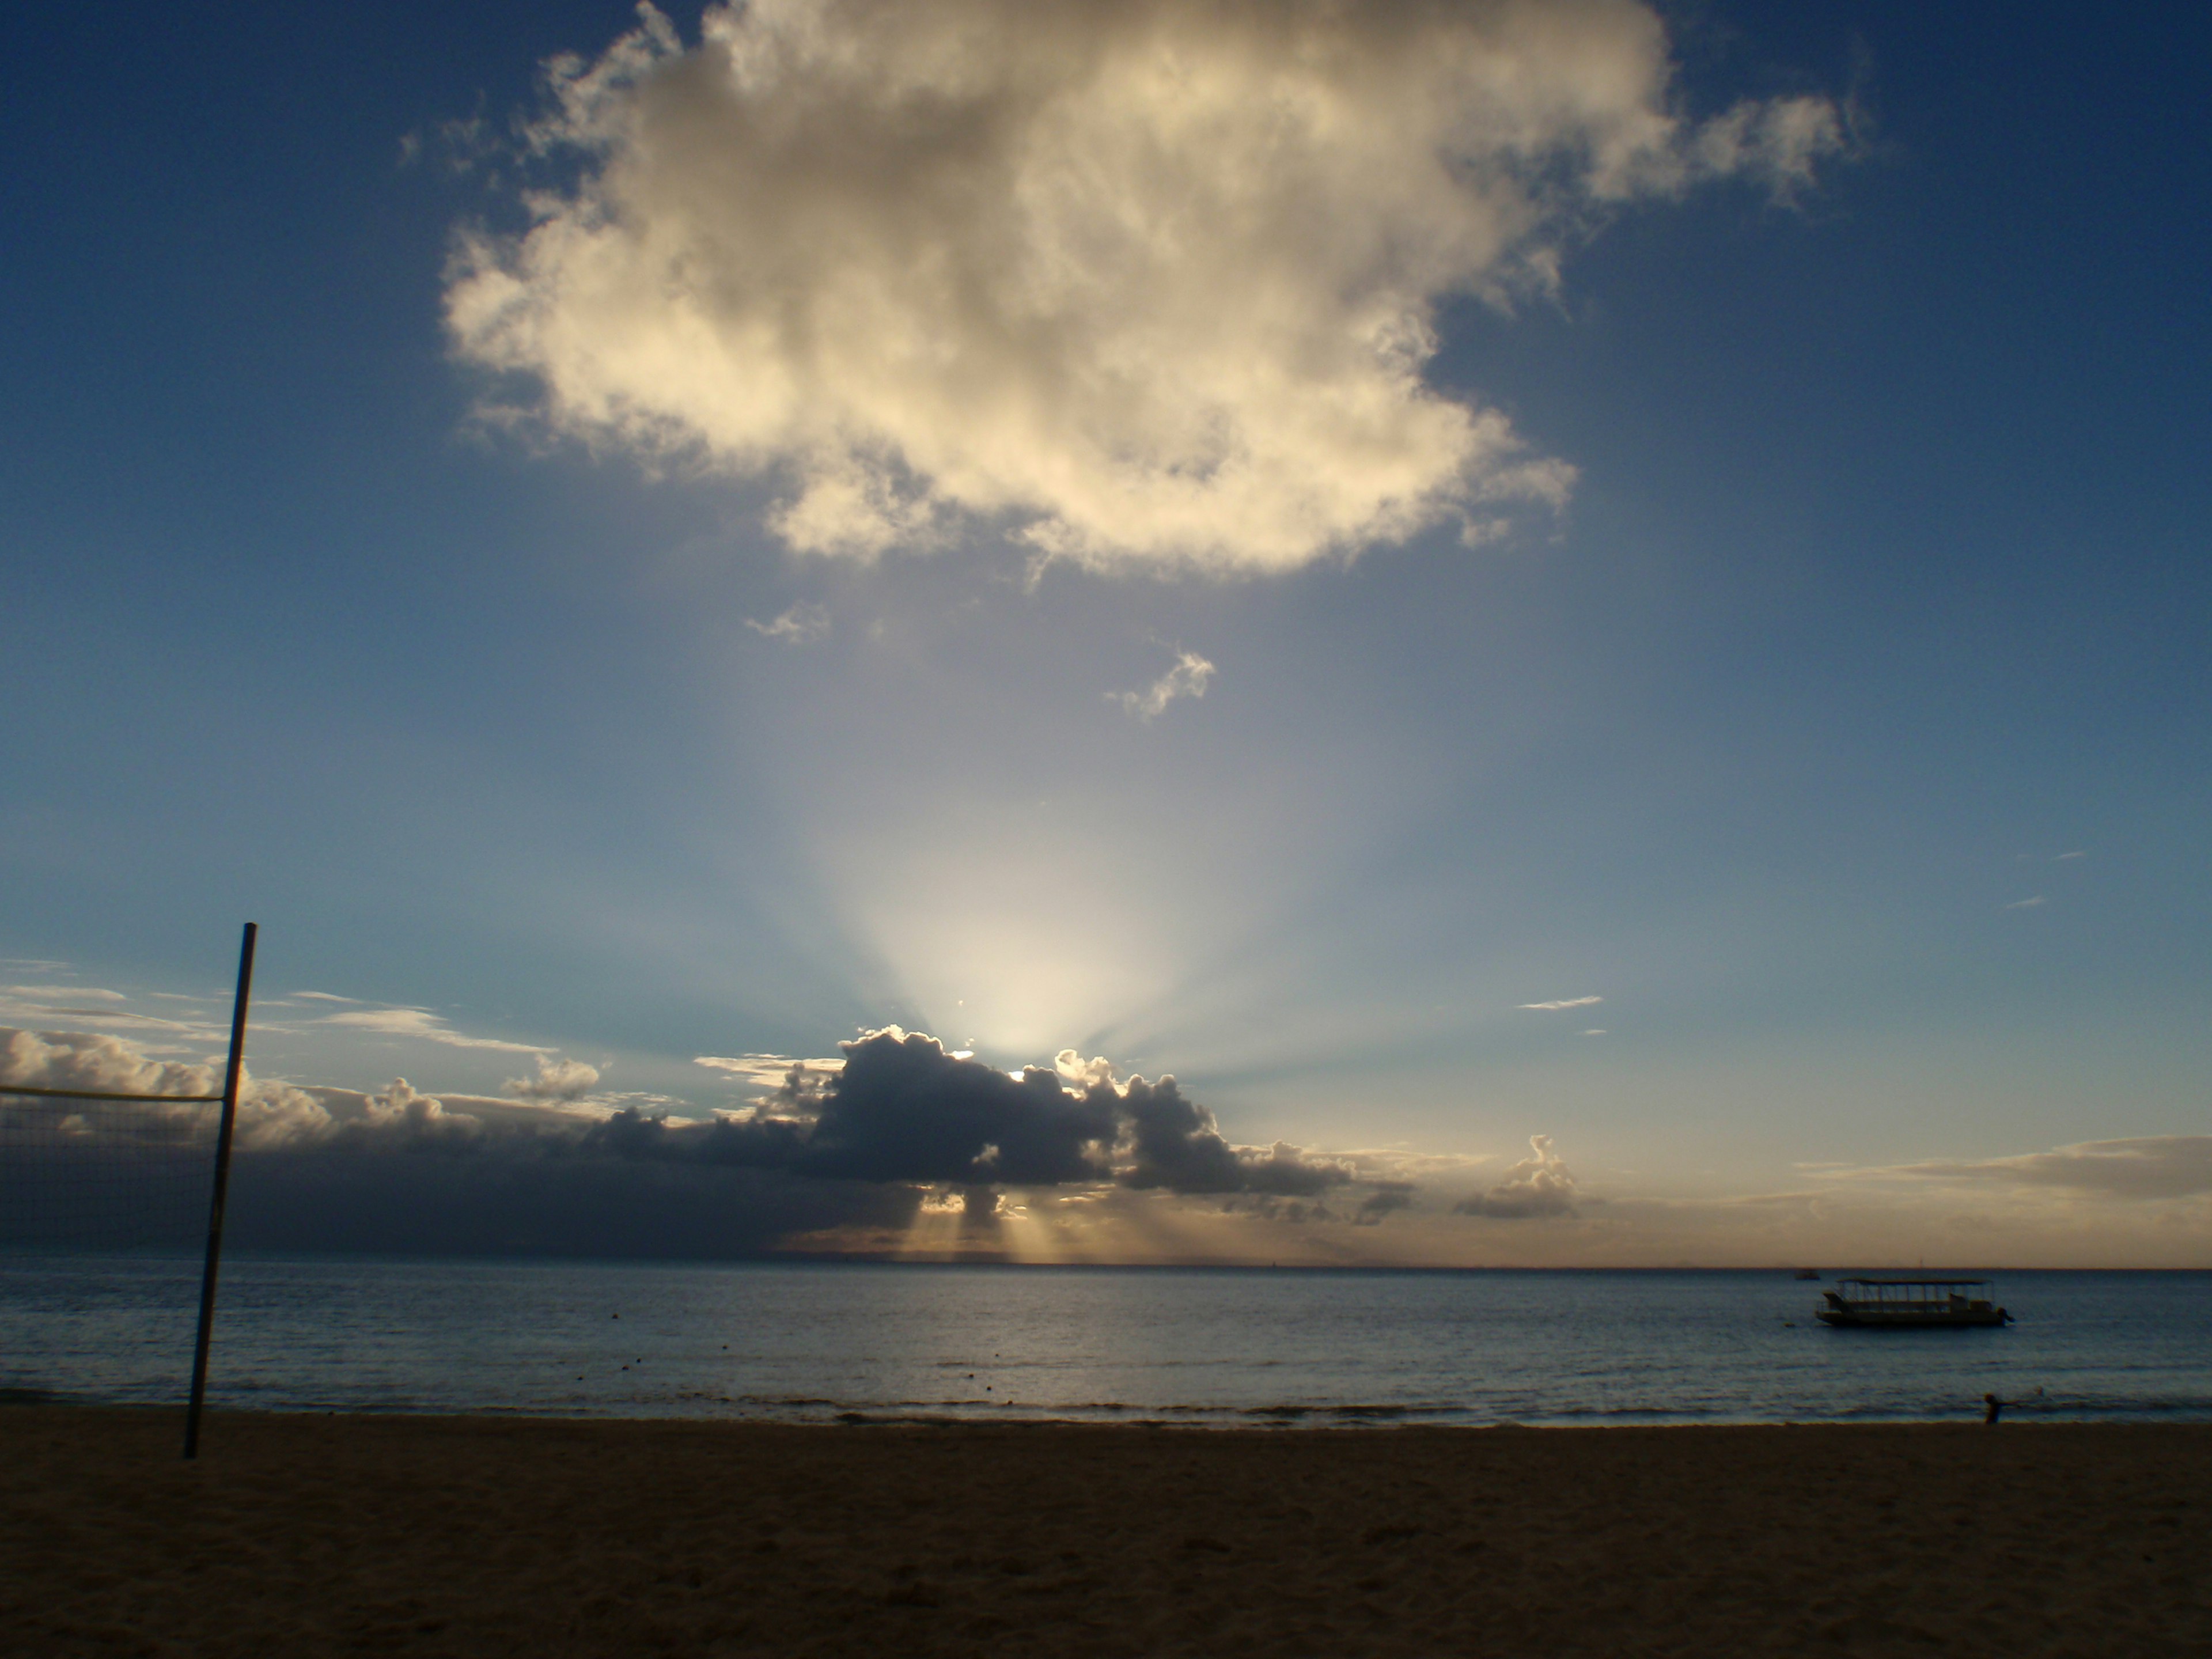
[2,1024,1389,1256]
[2,1027,336,1148]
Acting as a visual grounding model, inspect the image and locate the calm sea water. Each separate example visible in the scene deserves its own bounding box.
[1,1256,2205,1426]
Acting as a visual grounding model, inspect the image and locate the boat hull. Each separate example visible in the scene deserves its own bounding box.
[1816,1308,2010,1328]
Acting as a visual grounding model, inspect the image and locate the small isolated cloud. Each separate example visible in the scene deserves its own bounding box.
[446,0,1842,573]
[360,1078,481,1139]
[2003,896,2047,911]
[318,1006,548,1055]
[1455,1134,1578,1219]
[1112,650,1215,721]
[1520,995,1601,1012]
[1578,1029,1606,1037]
[505,1054,603,1104]
[1846,1137,2212,1203]
[744,602,831,645]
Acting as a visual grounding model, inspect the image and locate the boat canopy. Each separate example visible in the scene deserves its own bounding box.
[1837,1278,1993,1292]
[1826,1278,1999,1309]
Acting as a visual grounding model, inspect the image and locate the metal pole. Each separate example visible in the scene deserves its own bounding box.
[184,922,257,1461]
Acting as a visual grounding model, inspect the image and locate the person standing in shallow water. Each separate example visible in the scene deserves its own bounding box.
[1984,1393,2004,1424]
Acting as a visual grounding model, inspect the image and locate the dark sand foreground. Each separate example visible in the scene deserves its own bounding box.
[3,1410,2206,1657]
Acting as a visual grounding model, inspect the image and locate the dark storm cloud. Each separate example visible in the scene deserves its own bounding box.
[702,1029,1358,1202]
[1117,1075,1350,1197]
[793,1028,1119,1185]
[296,1029,1354,1205]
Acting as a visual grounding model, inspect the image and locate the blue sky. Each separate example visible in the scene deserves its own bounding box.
[4,2,2207,1263]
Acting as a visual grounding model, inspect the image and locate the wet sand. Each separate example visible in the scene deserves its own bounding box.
[3,1408,2205,1656]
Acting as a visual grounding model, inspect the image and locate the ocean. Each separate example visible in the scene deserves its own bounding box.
[2,1255,2206,1426]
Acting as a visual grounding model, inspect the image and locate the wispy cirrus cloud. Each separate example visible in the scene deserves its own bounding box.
[1520,995,1602,1012]
[1833,1137,2212,1202]
[0,982,222,1042]
[317,1006,548,1055]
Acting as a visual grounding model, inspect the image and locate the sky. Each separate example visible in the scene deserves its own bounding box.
[3,1,2207,1266]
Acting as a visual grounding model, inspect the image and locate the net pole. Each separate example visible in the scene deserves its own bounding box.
[183,922,258,1461]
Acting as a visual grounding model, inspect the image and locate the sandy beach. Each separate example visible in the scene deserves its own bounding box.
[1,1409,2203,1656]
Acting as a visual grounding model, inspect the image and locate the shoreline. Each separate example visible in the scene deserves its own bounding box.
[7,1408,2206,1654]
[11,1391,2181,1430]
[9,1399,2208,1430]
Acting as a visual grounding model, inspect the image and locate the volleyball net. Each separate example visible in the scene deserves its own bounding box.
[0,1090,223,1252]
[0,923,257,1455]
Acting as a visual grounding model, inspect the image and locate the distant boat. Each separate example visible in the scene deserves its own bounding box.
[1816,1278,2011,1328]
[1794,1268,1821,1281]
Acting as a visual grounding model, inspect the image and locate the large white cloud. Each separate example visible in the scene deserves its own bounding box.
[447,0,1840,572]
